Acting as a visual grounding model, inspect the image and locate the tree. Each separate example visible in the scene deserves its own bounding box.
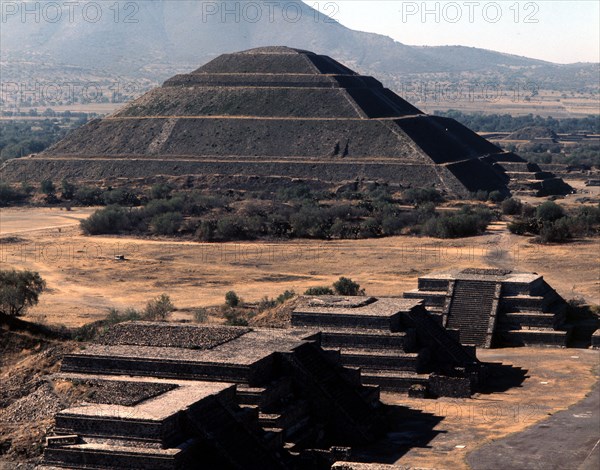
[144,294,175,321]
[40,179,56,195]
[0,270,46,317]
[225,291,240,308]
[333,277,365,296]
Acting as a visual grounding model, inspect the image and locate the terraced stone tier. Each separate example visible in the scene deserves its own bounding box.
[43,438,196,470]
[317,328,412,351]
[498,329,570,347]
[328,348,424,373]
[52,375,235,446]
[500,312,556,329]
[292,297,420,331]
[360,370,430,392]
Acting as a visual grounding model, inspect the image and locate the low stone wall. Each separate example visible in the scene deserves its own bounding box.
[428,373,472,398]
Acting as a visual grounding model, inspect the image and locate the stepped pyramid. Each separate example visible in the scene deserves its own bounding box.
[2,46,571,197]
[404,268,572,348]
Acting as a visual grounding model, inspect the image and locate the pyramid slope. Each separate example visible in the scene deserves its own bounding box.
[1,47,570,197]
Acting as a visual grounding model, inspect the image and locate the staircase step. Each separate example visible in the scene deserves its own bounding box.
[361,370,430,392]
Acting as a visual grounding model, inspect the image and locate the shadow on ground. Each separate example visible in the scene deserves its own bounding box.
[478,362,529,394]
[349,404,444,464]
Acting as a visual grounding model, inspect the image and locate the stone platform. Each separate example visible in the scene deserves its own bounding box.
[43,323,386,469]
[292,296,482,397]
[404,268,572,348]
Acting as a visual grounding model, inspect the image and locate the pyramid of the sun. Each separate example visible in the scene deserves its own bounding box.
[1,46,570,197]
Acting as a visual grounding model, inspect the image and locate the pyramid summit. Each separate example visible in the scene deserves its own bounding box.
[1,47,570,197]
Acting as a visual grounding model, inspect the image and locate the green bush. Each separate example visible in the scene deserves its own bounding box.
[225,291,240,308]
[74,186,103,205]
[502,197,523,215]
[40,179,55,195]
[276,290,295,304]
[193,308,208,323]
[488,190,506,203]
[422,207,492,238]
[0,183,28,206]
[403,188,443,205]
[149,183,174,200]
[224,309,249,326]
[150,212,183,236]
[80,205,135,235]
[103,188,140,206]
[333,277,365,296]
[536,201,565,222]
[304,286,334,295]
[61,179,76,200]
[143,294,175,321]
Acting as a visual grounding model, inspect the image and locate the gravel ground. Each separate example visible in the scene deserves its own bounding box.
[98,322,250,349]
[0,384,62,424]
[72,379,177,407]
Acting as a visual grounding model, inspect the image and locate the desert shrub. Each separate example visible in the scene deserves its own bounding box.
[61,179,76,200]
[422,207,492,238]
[0,269,46,317]
[536,201,564,222]
[74,186,103,205]
[40,179,55,195]
[143,294,175,321]
[403,188,443,205]
[276,290,295,304]
[196,220,216,241]
[225,291,240,308]
[149,183,173,200]
[224,309,249,326]
[358,217,380,238]
[304,286,334,295]
[488,190,506,203]
[508,219,533,235]
[103,188,140,206]
[502,197,523,215]
[276,185,313,201]
[258,296,277,313]
[290,206,331,238]
[80,205,135,235]
[192,308,208,323]
[472,190,489,201]
[143,197,185,218]
[216,216,245,240]
[185,193,227,215]
[0,183,28,206]
[538,218,572,243]
[106,307,142,324]
[150,212,183,236]
[333,277,365,296]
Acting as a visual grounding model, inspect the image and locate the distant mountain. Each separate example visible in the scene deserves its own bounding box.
[1,0,597,91]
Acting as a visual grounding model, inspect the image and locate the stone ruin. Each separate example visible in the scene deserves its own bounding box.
[40,313,489,469]
[291,296,484,397]
[1,46,571,198]
[404,268,572,348]
[41,324,386,469]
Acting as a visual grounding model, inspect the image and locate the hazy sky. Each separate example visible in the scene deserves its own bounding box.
[307,1,600,63]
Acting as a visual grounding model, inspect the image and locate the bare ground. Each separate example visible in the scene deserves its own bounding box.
[0,208,598,327]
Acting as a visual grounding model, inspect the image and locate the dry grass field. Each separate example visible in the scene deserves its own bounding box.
[1,206,598,327]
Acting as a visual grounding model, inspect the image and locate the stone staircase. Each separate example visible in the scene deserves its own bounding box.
[292,297,482,397]
[406,269,572,348]
[492,159,572,196]
[446,280,499,347]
